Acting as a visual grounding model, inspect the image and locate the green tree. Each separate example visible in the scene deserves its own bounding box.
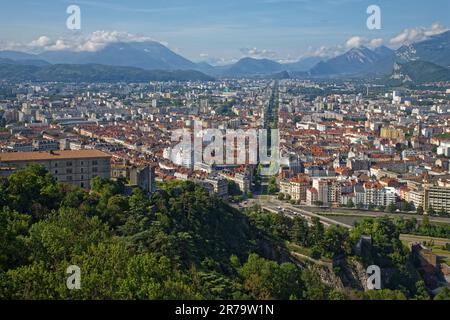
[309,217,324,245]
[413,280,430,300]
[0,207,30,271]
[320,225,351,258]
[118,253,198,299]
[359,289,407,300]
[290,217,309,247]
[347,199,354,208]
[301,268,330,300]
[26,207,109,265]
[5,164,63,219]
[238,254,302,299]
[267,177,279,194]
[387,203,397,213]
[434,287,450,300]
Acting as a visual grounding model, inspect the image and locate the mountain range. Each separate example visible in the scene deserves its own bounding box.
[389,61,450,83]
[0,63,214,82]
[0,30,449,81]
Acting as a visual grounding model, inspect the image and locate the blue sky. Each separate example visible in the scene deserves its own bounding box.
[0,0,448,63]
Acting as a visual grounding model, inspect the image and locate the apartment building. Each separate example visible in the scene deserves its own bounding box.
[112,163,156,195]
[407,189,425,209]
[32,139,60,152]
[0,150,111,189]
[202,175,229,197]
[234,172,251,194]
[311,178,341,205]
[306,187,318,205]
[354,182,396,207]
[279,176,310,202]
[290,177,310,202]
[279,179,291,195]
[424,186,450,214]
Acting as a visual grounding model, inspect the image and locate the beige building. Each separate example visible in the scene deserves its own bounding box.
[279,176,310,202]
[407,189,425,209]
[290,177,310,202]
[424,186,450,214]
[380,127,405,141]
[0,150,111,189]
[312,178,341,205]
[279,179,291,195]
[306,187,318,206]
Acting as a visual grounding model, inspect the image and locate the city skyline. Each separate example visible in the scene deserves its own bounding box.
[0,0,448,64]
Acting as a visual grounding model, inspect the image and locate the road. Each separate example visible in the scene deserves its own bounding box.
[260,201,353,228]
[239,196,450,226]
[238,197,352,228]
[238,197,450,246]
[305,206,450,225]
[234,196,450,264]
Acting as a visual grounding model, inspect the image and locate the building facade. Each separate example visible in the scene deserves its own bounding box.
[0,150,111,189]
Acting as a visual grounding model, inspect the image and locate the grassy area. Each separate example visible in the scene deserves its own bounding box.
[286,242,312,256]
[400,234,450,243]
[401,240,410,249]
[438,256,450,264]
[430,246,450,256]
[285,241,333,264]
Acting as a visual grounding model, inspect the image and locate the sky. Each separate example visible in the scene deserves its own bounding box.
[0,0,449,64]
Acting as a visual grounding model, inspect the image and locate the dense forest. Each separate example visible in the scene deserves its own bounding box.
[0,164,449,300]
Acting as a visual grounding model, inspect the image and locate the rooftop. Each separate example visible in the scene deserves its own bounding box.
[0,150,111,162]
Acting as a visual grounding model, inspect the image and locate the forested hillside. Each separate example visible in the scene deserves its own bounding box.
[0,165,449,300]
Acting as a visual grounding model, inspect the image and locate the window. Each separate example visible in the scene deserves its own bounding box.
[55,170,58,174]
[92,160,98,165]
[80,182,84,188]
[66,168,72,174]
[93,167,98,173]
[81,168,84,173]
[66,161,73,166]
[66,176,73,181]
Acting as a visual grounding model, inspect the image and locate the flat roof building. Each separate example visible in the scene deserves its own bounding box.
[0,150,111,189]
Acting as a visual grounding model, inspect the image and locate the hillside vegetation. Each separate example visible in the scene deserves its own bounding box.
[0,165,449,300]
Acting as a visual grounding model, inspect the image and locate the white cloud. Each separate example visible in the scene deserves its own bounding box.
[0,40,25,51]
[29,36,52,48]
[345,36,366,49]
[46,39,71,51]
[239,47,277,59]
[369,38,383,48]
[26,31,155,52]
[201,56,239,66]
[303,35,385,59]
[301,44,345,59]
[389,23,449,46]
